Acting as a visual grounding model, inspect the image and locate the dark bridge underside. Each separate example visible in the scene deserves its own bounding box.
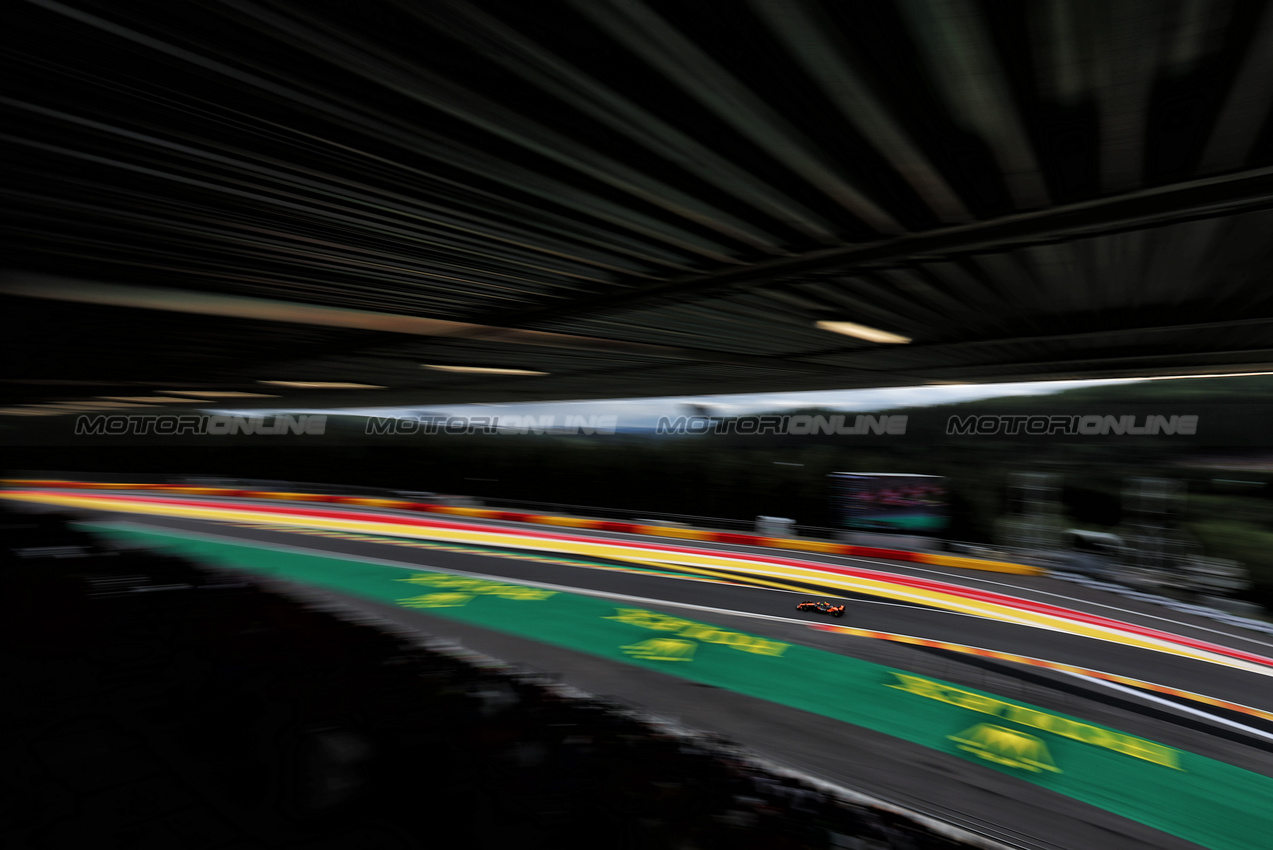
[6,0,1273,412]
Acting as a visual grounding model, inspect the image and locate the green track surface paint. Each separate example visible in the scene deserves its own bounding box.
[92,523,1273,850]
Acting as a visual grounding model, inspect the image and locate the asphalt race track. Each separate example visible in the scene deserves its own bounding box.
[11,490,1273,850]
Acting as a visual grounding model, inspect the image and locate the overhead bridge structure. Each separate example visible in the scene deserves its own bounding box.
[6,0,1273,411]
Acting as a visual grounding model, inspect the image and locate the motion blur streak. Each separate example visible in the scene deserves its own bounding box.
[7,487,1273,678]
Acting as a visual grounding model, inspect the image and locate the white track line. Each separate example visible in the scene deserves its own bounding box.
[96,518,1273,726]
[1059,670,1273,743]
[50,490,1273,652]
[459,513,1273,652]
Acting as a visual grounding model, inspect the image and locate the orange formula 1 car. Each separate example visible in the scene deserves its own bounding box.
[795,600,845,618]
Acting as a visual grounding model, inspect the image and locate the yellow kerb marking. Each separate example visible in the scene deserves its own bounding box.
[5,489,1270,678]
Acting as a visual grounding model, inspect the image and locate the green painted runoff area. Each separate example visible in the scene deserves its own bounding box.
[92,523,1273,850]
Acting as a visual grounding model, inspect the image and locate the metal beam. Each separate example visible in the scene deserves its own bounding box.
[919,347,1273,377]
[789,314,1273,364]
[1199,0,1273,175]
[1091,0,1162,193]
[23,0,745,264]
[749,0,973,224]
[0,272,909,380]
[570,0,904,235]
[407,0,840,243]
[487,165,1273,327]
[899,0,1051,210]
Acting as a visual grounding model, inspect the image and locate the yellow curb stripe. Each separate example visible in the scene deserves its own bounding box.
[817,622,1273,723]
[921,553,1042,575]
[0,480,1042,574]
[632,525,715,541]
[533,515,604,528]
[5,489,1268,678]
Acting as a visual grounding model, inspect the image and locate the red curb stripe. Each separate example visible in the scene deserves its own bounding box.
[5,482,982,568]
[16,486,1273,669]
[845,546,926,562]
